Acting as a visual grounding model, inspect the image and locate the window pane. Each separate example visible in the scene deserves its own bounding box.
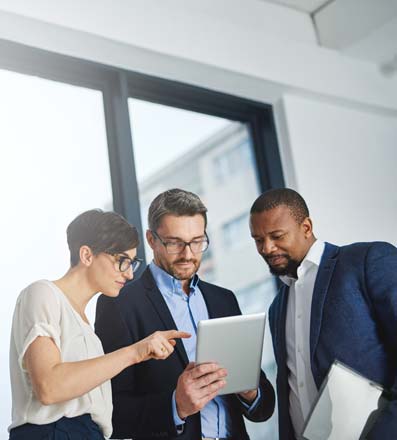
[129,98,278,439]
[0,69,113,433]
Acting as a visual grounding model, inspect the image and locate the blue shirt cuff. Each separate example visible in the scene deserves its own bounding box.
[238,388,262,413]
[172,390,186,426]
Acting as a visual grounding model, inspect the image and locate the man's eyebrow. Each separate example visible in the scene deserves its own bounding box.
[163,234,206,240]
[251,229,285,238]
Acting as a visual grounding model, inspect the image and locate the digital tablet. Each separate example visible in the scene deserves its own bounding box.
[195,312,266,395]
[302,361,387,440]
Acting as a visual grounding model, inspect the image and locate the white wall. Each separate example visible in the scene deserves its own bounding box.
[279,93,397,245]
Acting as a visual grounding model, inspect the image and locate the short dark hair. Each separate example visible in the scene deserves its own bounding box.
[148,188,207,232]
[250,188,309,224]
[67,209,139,267]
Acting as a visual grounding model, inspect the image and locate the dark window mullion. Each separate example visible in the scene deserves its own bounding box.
[102,71,146,265]
[0,39,114,92]
[127,73,271,122]
[249,112,284,192]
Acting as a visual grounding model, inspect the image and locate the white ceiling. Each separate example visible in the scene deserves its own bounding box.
[343,16,397,67]
[259,0,332,13]
[261,0,397,72]
[314,0,397,68]
[0,0,395,74]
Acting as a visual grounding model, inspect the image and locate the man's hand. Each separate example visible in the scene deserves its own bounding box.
[175,362,227,419]
[238,389,258,404]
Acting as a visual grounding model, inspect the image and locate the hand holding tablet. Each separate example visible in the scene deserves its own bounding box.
[175,361,228,419]
[195,313,266,395]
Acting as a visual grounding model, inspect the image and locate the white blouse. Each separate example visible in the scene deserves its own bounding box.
[9,280,113,438]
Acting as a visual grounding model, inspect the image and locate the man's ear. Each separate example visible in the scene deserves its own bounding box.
[146,230,155,250]
[79,245,94,267]
[302,217,313,238]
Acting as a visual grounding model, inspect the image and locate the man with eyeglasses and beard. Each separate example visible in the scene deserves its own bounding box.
[249,188,397,440]
[95,188,275,440]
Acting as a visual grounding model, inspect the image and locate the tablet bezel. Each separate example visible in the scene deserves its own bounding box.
[195,312,266,395]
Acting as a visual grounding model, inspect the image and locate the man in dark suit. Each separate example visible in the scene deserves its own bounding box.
[95,188,275,440]
[249,187,397,440]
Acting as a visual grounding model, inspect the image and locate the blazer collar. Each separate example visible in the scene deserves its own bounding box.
[310,242,339,379]
[141,267,189,366]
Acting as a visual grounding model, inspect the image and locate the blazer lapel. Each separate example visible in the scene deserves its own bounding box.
[310,242,339,385]
[198,281,222,319]
[141,268,189,366]
[275,284,289,367]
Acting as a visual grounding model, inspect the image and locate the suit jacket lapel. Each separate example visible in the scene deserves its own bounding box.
[198,281,221,319]
[310,242,339,386]
[275,284,289,368]
[141,268,189,366]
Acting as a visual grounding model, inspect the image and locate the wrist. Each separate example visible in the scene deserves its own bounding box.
[126,344,141,366]
[175,397,187,420]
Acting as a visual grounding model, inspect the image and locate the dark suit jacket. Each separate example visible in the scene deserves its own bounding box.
[269,241,397,440]
[95,267,275,440]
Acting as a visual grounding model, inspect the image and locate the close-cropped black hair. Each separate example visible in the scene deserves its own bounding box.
[250,188,310,224]
[66,209,139,267]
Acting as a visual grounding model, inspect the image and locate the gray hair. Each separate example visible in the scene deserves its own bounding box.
[148,188,208,231]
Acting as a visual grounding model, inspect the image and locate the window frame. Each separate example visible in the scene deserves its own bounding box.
[0,38,284,266]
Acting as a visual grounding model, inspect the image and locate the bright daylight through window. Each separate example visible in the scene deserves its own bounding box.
[0,68,113,434]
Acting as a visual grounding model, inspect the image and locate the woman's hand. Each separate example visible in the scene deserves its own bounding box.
[131,330,191,363]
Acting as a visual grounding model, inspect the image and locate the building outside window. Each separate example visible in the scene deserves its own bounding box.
[213,139,255,184]
[222,213,250,250]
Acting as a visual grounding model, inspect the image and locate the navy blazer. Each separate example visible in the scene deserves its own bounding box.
[269,241,397,440]
[95,267,275,440]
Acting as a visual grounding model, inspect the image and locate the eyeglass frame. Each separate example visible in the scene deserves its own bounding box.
[151,230,210,254]
[106,252,143,273]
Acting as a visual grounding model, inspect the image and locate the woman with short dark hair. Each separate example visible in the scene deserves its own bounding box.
[8,209,189,439]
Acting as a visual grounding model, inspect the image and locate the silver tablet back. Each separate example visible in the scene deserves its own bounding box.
[196,313,266,395]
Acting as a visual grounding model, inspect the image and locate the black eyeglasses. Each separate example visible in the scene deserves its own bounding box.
[151,231,209,254]
[107,253,143,273]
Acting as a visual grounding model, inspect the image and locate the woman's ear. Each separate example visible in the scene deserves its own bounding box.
[79,245,94,267]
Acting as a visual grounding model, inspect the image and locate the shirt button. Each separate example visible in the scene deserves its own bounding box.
[297,314,302,319]
[297,346,301,353]
[299,382,304,388]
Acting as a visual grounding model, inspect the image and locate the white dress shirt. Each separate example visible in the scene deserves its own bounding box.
[280,240,325,438]
[9,280,113,437]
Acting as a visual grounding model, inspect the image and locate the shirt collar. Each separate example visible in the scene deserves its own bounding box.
[280,239,325,286]
[304,239,325,267]
[149,260,200,298]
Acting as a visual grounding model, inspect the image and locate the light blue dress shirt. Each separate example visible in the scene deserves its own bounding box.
[149,262,261,438]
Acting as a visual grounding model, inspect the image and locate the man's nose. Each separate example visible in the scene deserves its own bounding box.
[181,243,194,258]
[262,239,277,255]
